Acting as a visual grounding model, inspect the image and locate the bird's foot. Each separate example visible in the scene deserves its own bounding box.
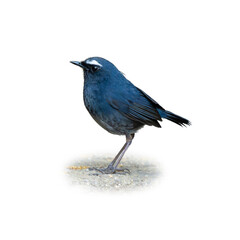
[89,166,130,175]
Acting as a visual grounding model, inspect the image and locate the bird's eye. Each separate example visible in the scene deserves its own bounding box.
[91,66,100,73]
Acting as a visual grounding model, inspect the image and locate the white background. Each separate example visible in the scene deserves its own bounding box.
[0,0,239,239]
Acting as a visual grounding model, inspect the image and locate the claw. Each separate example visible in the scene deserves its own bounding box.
[88,167,104,173]
[115,168,130,174]
[88,166,130,175]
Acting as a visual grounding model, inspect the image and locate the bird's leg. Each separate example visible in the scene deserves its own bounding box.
[111,134,134,170]
[89,134,134,174]
[107,136,132,168]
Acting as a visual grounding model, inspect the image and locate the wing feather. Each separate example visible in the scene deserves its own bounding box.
[107,88,162,127]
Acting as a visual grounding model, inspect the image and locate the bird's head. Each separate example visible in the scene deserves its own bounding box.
[70,57,124,82]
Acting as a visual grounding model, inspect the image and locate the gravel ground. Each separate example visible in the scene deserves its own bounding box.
[65,155,161,192]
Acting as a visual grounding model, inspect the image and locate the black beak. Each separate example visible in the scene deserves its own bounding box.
[70,61,88,70]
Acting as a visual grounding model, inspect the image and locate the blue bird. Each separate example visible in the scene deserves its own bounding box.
[70,57,190,174]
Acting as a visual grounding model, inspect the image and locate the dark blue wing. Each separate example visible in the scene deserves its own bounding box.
[107,87,163,128]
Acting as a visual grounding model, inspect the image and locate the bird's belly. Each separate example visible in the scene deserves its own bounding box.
[83,91,143,135]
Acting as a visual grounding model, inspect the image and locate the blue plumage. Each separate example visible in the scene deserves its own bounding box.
[70,57,190,174]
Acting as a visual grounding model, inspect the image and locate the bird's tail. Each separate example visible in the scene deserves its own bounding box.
[158,109,191,127]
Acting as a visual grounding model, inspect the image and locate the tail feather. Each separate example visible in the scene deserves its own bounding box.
[158,110,191,127]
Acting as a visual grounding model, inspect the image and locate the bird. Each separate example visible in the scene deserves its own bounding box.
[70,57,190,174]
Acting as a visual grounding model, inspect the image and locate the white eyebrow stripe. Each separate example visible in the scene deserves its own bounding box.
[86,59,102,67]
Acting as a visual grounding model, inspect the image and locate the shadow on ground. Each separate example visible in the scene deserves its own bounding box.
[65,155,161,192]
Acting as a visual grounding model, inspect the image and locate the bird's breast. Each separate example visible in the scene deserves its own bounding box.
[83,83,143,135]
[83,84,103,115]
